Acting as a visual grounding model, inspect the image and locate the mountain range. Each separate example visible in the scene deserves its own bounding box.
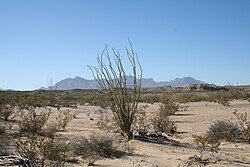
[40,76,207,90]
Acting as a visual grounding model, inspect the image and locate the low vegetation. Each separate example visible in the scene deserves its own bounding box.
[207,120,242,142]
[16,136,70,166]
[206,111,250,144]
[233,111,250,143]
[17,107,51,135]
[89,42,142,140]
[71,133,120,166]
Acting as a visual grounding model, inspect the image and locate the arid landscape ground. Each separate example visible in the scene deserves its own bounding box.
[1,90,250,167]
[59,100,250,167]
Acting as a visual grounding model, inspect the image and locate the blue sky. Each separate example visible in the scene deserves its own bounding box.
[0,0,249,90]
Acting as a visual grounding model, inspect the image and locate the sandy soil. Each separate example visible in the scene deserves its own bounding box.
[32,100,250,166]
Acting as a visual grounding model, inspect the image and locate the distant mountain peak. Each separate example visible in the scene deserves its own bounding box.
[40,76,207,90]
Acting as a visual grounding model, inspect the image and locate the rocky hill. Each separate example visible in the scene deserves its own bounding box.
[40,76,207,90]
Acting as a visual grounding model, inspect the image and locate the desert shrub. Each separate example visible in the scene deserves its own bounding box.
[0,143,8,156]
[16,136,69,166]
[16,137,40,165]
[71,133,116,165]
[89,41,142,140]
[134,104,177,136]
[41,110,74,138]
[97,109,120,133]
[60,95,78,107]
[0,133,10,156]
[150,103,176,136]
[139,94,161,104]
[56,110,73,130]
[0,123,5,135]
[0,105,15,121]
[208,92,230,106]
[133,103,176,136]
[233,111,250,143]
[133,106,150,137]
[207,120,241,142]
[177,93,203,103]
[88,133,114,157]
[150,113,176,135]
[159,95,179,115]
[180,133,221,166]
[42,121,60,138]
[193,135,220,156]
[17,107,51,134]
[38,138,70,166]
[0,91,14,121]
[217,97,230,106]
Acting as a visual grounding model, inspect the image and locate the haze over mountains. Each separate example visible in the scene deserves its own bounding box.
[40,76,207,90]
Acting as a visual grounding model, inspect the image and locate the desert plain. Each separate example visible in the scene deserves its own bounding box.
[50,100,250,167]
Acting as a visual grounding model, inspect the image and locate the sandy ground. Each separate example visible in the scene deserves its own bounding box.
[14,100,250,166]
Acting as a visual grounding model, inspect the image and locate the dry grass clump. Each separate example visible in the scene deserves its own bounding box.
[16,136,70,166]
[149,95,177,135]
[99,104,176,138]
[12,106,75,166]
[133,105,176,137]
[180,133,221,166]
[17,107,51,135]
[97,109,121,133]
[150,110,176,135]
[133,107,150,137]
[71,133,119,166]
[139,94,161,104]
[17,107,74,137]
[207,120,242,142]
[42,121,61,139]
[55,110,73,130]
[176,91,250,106]
[0,135,10,156]
[211,92,230,106]
[0,123,5,135]
[193,135,220,157]
[177,93,204,103]
[233,111,250,143]
[0,124,10,156]
[160,95,179,115]
[207,111,250,143]
[42,110,75,138]
[0,105,15,121]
